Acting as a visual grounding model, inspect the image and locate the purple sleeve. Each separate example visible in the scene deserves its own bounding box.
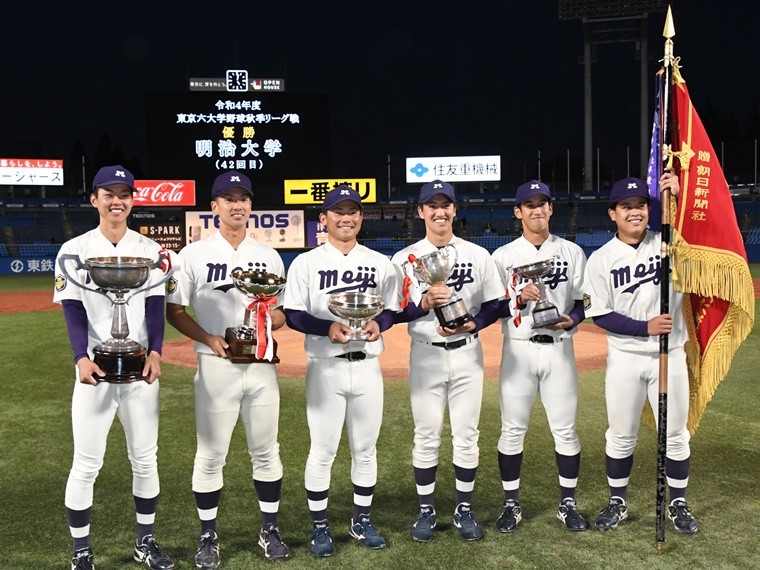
[62,299,89,363]
[145,295,166,355]
[285,309,333,336]
[393,301,428,323]
[472,299,500,331]
[567,299,585,329]
[374,309,396,333]
[593,311,649,337]
[496,297,512,319]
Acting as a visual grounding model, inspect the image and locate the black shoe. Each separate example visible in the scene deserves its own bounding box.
[496,499,522,533]
[410,505,437,542]
[71,548,95,570]
[258,523,290,561]
[309,520,334,557]
[557,498,589,531]
[133,534,175,570]
[194,530,220,569]
[453,502,484,541]
[669,499,699,535]
[595,497,628,531]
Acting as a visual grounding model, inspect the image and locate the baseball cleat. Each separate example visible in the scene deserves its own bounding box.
[557,498,589,531]
[496,499,522,533]
[309,520,334,557]
[194,530,220,569]
[669,499,699,535]
[71,547,95,570]
[349,514,387,549]
[258,523,290,561]
[453,502,484,541]
[595,497,628,531]
[133,534,175,569]
[410,505,437,542]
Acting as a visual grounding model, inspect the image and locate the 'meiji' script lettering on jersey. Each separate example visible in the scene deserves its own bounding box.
[210,261,272,293]
[609,254,661,294]
[447,262,476,292]
[511,258,572,291]
[317,265,378,294]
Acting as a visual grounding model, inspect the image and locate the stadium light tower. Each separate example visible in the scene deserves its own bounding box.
[559,0,667,191]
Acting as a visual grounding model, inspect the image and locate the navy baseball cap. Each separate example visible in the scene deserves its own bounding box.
[515,180,552,205]
[92,164,135,193]
[419,179,456,204]
[321,185,362,211]
[609,177,649,206]
[212,170,253,197]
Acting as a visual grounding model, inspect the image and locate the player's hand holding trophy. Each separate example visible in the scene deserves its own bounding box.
[328,291,385,341]
[512,258,563,328]
[58,253,172,382]
[225,269,286,363]
[408,244,472,328]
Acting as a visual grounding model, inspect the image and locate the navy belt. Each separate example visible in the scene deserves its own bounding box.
[431,333,478,350]
[529,335,558,344]
[336,351,367,361]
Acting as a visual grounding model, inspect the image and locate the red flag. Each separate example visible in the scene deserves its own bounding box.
[669,66,755,433]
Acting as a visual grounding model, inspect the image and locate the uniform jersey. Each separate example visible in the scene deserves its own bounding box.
[166,232,285,356]
[282,240,400,357]
[54,228,164,353]
[391,236,504,341]
[584,229,687,352]
[492,234,587,339]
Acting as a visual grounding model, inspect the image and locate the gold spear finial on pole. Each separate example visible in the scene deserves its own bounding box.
[663,5,675,68]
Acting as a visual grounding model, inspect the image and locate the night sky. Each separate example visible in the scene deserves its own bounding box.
[1,1,756,189]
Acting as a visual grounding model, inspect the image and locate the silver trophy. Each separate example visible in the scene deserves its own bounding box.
[328,291,385,341]
[226,270,287,363]
[58,254,171,382]
[512,258,563,328]
[408,244,472,328]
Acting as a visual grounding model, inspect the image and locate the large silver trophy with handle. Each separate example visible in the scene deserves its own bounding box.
[328,291,385,341]
[59,254,171,382]
[408,244,472,328]
[225,269,286,363]
[512,258,563,328]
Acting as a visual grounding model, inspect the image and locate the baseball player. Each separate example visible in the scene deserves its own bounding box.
[165,171,290,566]
[391,180,504,542]
[54,165,174,570]
[490,180,589,533]
[585,173,699,534]
[282,185,400,557]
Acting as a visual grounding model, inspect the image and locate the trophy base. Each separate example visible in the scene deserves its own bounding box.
[92,345,147,383]
[434,298,472,329]
[531,306,563,329]
[224,328,280,364]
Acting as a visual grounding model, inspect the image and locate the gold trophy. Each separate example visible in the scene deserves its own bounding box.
[58,254,171,382]
[328,292,385,341]
[408,244,472,328]
[225,270,286,363]
[512,258,563,328]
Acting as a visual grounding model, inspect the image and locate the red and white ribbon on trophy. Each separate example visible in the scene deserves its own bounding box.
[243,295,278,360]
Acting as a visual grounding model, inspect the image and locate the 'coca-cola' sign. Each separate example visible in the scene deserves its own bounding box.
[133,180,196,207]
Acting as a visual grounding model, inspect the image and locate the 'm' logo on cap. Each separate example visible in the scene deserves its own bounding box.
[628,182,637,189]
[531,183,540,189]
[433,183,443,189]
[340,189,350,195]
[115,170,126,178]
[230,175,241,182]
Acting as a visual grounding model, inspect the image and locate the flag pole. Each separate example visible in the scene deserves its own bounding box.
[656,5,675,554]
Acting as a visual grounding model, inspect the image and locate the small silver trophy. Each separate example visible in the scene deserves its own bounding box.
[58,254,171,382]
[512,258,563,328]
[225,270,287,363]
[408,245,472,328]
[328,291,385,341]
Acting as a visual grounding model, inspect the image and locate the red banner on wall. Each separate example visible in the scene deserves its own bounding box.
[133,180,196,207]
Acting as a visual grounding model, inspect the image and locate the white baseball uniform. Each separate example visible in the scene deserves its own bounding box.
[282,240,400,491]
[166,232,286,492]
[391,236,504,470]
[584,229,691,460]
[54,228,165,511]
[491,234,587,459]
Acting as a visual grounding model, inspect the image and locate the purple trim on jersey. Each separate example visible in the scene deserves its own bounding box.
[393,301,428,324]
[593,311,648,337]
[472,299,500,331]
[374,309,396,333]
[62,299,89,362]
[145,295,165,355]
[567,299,585,329]
[284,309,333,336]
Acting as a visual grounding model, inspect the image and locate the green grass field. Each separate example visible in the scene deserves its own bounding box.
[0,273,757,569]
